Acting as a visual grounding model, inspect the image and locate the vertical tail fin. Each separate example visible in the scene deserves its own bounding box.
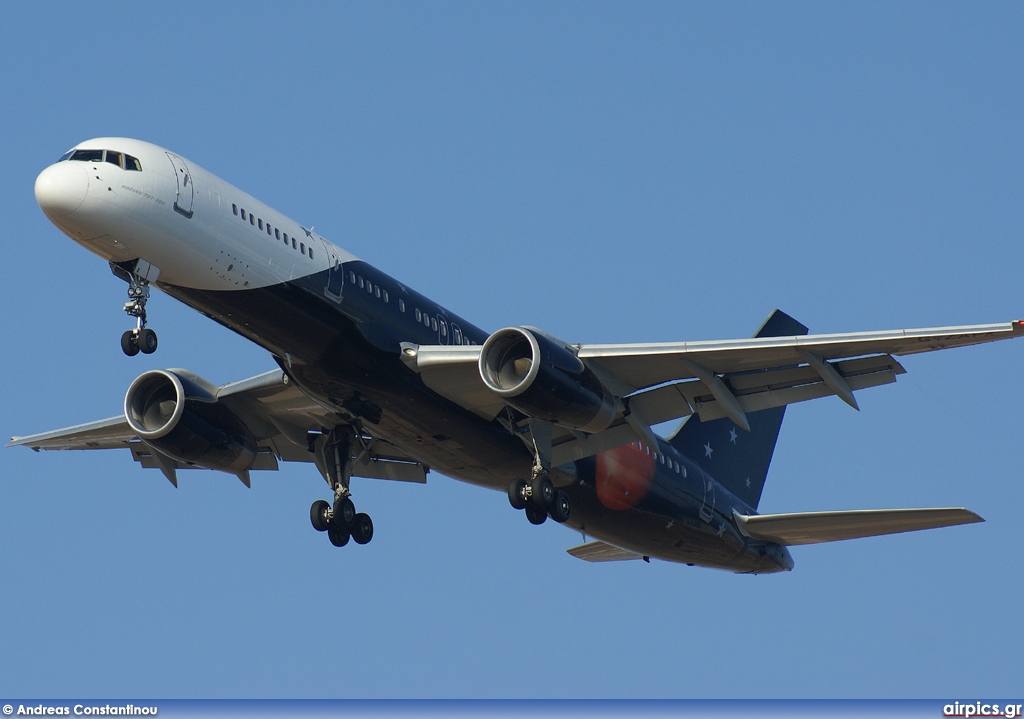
[666,310,808,510]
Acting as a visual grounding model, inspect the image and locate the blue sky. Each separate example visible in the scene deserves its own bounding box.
[1,1,1022,699]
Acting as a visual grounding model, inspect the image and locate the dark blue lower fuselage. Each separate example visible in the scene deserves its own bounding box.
[161,261,793,573]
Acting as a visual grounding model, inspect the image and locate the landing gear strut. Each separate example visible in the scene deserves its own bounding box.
[309,425,375,548]
[119,269,157,356]
[505,419,572,526]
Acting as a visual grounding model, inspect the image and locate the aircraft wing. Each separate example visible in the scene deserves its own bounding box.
[733,508,983,545]
[8,369,428,486]
[578,320,1024,393]
[402,318,1024,459]
[8,416,135,451]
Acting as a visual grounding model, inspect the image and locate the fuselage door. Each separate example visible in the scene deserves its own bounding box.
[699,470,715,522]
[322,241,343,301]
[437,316,450,345]
[166,152,194,219]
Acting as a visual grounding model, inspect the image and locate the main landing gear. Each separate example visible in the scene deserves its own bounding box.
[120,270,158,356]
[505,420,572,526]
[506,472,572,527]
[309,426,374,548]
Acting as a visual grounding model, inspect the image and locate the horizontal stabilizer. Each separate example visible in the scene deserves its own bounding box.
[566,541,645,562]
[734,508,983,545]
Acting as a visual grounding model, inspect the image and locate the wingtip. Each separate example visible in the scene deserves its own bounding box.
[962,509,985,524]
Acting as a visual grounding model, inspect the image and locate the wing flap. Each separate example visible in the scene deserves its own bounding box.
[734,508,983,545]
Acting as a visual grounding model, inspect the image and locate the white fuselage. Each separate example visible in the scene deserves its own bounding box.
[36,138,355,293]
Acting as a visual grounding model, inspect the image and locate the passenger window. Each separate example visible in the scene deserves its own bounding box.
[431,318,438,331]
[399,299,406,312]
[358,277,364,289]
[258,219,264,230]
[267,224,273,236]
[241,209,247,220]
[366,282,373,294]
[375,286,381,299]
[453,327,462,344]
[105,151,123,168]
[292,238,297,249]
[415,308,422,322]
[382,290,388,303]
[275,229,280,240]
[70,149,103,162]
[440,321,447,337]
[250,215,255,226]
[308,247,314,259]
[424,314,431,327]
[124,155,142,171]
[350,271,357,284]
[300,242,305,254]
[232,204,238,216]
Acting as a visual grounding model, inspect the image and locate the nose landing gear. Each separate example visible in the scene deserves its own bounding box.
[113,261,158,356]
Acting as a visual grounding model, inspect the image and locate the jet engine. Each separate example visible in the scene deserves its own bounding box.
[124,369,257,474]
[478,326,617,433]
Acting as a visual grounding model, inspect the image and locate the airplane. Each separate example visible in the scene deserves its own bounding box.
[11,137,1023,573]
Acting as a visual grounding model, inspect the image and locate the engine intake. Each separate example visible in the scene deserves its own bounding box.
[124,369,257,474]
[479,327,616,433]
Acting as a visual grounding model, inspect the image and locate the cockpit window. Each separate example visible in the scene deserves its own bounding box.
[70,149,104,163]
[64,148,142,171]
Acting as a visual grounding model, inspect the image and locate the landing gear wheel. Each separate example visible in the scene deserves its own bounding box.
[121,330,140,357]
[351,513,374,544]
[333,496,356,528]
[525,502,548,526]
[549,490,572,523]
[328,524,350,547]
[507,478,528,510]
[529,474,554,509]
[137,327,158,354]
[310,500,330,532]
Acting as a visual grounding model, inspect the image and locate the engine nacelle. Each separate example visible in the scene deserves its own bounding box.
[478,327,616,433]
[124,369,257,474]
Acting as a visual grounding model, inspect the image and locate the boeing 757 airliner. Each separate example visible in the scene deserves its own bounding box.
[12,138,1023,572]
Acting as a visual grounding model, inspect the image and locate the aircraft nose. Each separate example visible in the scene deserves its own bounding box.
[35,162,89,219]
